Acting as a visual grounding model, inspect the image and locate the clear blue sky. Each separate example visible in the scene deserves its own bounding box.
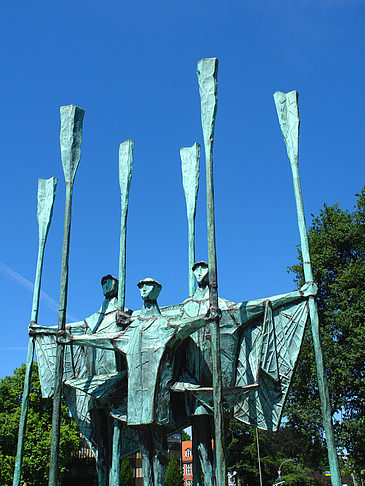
[1,0,364,378]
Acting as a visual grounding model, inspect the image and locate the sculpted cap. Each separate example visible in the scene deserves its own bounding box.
[192,261,208,271]
[137,277,162,289]
[101,274,118,285]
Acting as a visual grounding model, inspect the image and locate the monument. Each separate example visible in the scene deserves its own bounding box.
[13,58,342,486]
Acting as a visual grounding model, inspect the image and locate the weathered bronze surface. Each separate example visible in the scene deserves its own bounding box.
[14,61,341,486]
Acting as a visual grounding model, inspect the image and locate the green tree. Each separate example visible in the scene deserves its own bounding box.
[287,188,365,475]
[226,420,316,486]
[181,429,191,442]
[0,363,80,486]
[164,454,184,486]
[120,458,133,485]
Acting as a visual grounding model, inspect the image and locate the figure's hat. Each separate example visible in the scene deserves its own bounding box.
[137,277,162,289]
[101,274,118,285]
[192,261,208,271]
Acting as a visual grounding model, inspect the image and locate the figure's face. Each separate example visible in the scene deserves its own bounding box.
[193,265,209,285]
[139,283,161,302]
[102,278,116,298]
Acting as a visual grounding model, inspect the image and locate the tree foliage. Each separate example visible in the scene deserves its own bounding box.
[0,363,80,486]
[120,458,133,485]
[226,420,317,486]
[181,429,191,442]
[287,188,365,474]
[164,454,184,486]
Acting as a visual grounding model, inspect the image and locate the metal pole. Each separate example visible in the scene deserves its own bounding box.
[49,105,84,486]
[181,143,201,296]
[109,140,134,486]
[197,57,227,486]
[13,177,57,486]
[274,90,342,486]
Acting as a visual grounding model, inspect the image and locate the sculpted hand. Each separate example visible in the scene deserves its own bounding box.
[57,330,72,345]
[116,309,132,329]
[28,321,37,336]
[205,307,222,322]
[300,282,318,297]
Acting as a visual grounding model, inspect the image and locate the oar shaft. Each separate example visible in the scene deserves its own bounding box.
[49,182,73,486]
[110,140,134,486]
[274,90,341,486]
[197,57,226,486]
[289,162,341,486]
[49,105,84,486]
[206,138,226,486]
[14,248,45,486]
[13,177,57,486]
[290,163,313,282]
[188,219,195,296]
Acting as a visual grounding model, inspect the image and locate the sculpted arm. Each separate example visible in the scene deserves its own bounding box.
[62,331,129,354]
[29,319,87,336]
[171,313,211,343]
[238,282,317,323]
[264,282,317,309]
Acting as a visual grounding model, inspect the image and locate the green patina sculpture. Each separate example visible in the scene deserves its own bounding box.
[169,261,316,486]
[14,59,342,486]
[62,278,215,485]
[30,275,138,486]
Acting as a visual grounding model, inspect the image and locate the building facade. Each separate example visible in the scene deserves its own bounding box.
[182,440,193,486]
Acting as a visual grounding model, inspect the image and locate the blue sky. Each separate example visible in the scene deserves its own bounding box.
[1,0,364,378]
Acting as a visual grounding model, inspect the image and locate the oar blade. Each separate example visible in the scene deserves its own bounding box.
[37,177,57,244]
[197,58,218,149]
[180,142,200,218]
[273,91,299,166]
[119,140,134,207]
[118,139,134,309]
[181,143,200,296]
[60,105,85,184]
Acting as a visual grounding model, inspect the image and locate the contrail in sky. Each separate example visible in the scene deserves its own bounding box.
[0,262,78,321]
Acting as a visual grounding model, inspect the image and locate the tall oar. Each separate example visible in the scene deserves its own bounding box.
[181,143,201,296]
[13,177,57,486]
[49,105,85,486]
[110,140,134,485]
[274,90,342,486]
[197,57,227,486]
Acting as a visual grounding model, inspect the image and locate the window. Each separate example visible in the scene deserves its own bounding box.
[186,481,192,486]
[185,448,192,458]
[186,464,192,475]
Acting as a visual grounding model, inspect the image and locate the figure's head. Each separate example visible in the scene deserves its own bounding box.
[192,261,209,286]
[101,274,118,299]
[137,277,162,302]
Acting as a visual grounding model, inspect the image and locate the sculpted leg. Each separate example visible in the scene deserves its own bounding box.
[138,427,154,486]
[192,416,214,486]
[152,426,168,486]
[91,408,112,486]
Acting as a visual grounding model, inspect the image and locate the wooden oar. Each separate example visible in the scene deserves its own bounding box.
[197,57,227,486]
[181,143,200,296]
[49,105,85,486]
[274,90,342,486]
[110,139,134,485]
[13,177,57,486]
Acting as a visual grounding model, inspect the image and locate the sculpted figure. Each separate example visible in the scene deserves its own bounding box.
[31,275,137,486]
[171,261,317,486]
[64,277,215,486]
